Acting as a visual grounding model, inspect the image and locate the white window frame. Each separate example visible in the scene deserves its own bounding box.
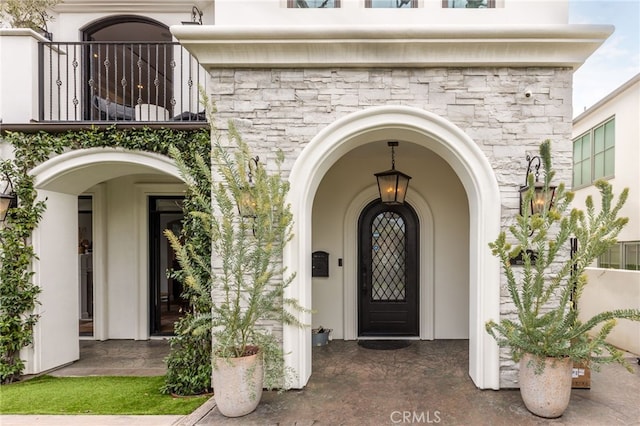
[572,116,615,189]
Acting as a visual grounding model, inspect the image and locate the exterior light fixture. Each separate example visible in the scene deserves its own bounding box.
[38,12,53,41]
[519,154,556,216]
[0,173,17,225]
[182,6,203,25]
[375,141,411,205]
[238,156,260,218]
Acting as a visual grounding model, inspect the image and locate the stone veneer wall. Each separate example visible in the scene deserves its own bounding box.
[207,66,574,388]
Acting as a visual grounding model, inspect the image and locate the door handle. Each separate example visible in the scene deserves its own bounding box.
[361,266,368,294]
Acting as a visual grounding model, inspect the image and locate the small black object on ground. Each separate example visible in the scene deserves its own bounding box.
[357,340,412,350]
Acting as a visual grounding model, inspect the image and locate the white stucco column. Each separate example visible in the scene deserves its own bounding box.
[0,29,51,124]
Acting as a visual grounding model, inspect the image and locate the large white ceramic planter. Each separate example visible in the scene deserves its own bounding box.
[519,353,573,418]
[212,350,263,417]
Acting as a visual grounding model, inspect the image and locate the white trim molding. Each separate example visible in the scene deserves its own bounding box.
[31,148,181,192]
[172,24,612,69]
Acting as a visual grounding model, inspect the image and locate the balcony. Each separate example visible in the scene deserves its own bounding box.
[40,40,206,123]
[0,30,207,130]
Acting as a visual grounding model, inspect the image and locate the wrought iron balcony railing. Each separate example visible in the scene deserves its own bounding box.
[38,41,206,122]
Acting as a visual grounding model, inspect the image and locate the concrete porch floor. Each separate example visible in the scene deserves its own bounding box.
[196,339,640,425]
[16,339,640,425]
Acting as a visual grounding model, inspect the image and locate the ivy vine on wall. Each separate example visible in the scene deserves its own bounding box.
[0,125,211,384]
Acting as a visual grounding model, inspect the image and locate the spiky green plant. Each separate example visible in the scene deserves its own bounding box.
[486,140,640,371]
[208,118,307,390]
[165,92,307,392]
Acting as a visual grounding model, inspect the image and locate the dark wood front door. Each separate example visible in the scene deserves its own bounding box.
[358,200,419,336]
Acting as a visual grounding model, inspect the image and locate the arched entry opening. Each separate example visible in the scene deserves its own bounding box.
[23,149,183,375]
[284,105,502,390]
[311,143,441,342]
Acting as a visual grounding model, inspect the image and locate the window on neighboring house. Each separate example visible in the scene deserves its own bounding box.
[598,241,640,271]
[573,132,591,187]
[572,117,615,188]
[443,0,495,7]
[593,118,615,180]
[288,0,340,7]
[624,243,640,270]
[599,244,621,269]
[366,0,417,7]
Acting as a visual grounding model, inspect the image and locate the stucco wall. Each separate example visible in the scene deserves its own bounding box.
[580,268,640,355]
[206,66,574,387]
[213,0,568,27]
[100,175,185,340]
[312,144,469,340]
[572,76,640,241]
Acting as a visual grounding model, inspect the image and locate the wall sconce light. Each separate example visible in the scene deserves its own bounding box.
[375,141,411,205]
[37,12,53,40]
[182,6,203,25]
[519,154,556,216]
[0,173,17,225]
[238,156,260,218]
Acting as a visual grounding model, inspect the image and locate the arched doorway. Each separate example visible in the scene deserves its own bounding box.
[23,149,182,375]
[284,105,502,390]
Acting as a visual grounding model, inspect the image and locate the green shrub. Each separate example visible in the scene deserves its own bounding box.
[161,314,212,396]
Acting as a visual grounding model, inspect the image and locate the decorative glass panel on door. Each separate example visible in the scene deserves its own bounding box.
[371,211,406,301]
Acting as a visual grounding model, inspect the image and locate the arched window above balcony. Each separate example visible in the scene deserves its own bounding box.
[81,16,175,121]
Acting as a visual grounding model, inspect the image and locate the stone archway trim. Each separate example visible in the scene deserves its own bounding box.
[284,105,501,390]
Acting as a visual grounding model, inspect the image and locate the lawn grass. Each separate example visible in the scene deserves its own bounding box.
[0,375,209,415]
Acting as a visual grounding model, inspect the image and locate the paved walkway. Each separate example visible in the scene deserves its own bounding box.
[2,339,639,425]
[195,340,640,425]
[48,339,171,377]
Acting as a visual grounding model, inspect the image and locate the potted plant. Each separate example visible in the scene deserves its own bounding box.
[0,0,61,40]
[485,140,640,418]
[209,124,306,417]
[312,326,331,346]
[199,102,305,417]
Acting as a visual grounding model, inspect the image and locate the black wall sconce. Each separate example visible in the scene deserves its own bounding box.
[182,6,203,25]
[238,156,260,218]
[0,173,17,225]
[375,141,411,205]
[38,12,53,40]
[519,154,556,216]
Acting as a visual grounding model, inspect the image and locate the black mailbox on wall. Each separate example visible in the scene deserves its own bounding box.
[312,251,329,277]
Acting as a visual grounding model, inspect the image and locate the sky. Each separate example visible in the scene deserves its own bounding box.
[569,0,640,117]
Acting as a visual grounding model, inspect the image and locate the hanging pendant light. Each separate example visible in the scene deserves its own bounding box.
[375,141,411,205]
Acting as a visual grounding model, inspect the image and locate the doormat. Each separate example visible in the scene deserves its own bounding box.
[358,340,412,350]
